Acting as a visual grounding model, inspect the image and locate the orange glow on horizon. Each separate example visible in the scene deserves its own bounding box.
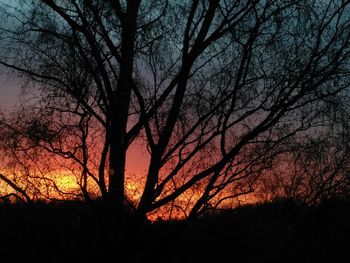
[0,151,260,221]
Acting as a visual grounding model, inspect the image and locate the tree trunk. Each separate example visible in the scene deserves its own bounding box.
[136,151,162,220]
[136,65,192,219]
[107,1,140,215]
[108,119,127,214]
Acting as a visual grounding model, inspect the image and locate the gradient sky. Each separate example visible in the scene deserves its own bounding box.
[0,67,149,178]
[0,69,22,111]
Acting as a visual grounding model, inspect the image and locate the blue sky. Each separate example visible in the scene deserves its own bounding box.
[0,0,22,111]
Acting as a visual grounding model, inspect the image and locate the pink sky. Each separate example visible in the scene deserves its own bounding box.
[0,72,21,111]
[0,71,149,178]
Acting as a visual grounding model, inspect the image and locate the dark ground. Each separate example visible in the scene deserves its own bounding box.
[0,198,349,263]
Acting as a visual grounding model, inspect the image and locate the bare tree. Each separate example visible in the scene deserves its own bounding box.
[1,0,350,220]
[257,116,350,205]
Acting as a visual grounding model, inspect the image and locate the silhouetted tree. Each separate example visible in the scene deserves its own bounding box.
[1,0,350,220]
[257,119,350,204]
[0,107,87,202]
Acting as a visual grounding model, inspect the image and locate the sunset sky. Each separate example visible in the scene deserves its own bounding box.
[0,72,150,179]
[0,0,349,223]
